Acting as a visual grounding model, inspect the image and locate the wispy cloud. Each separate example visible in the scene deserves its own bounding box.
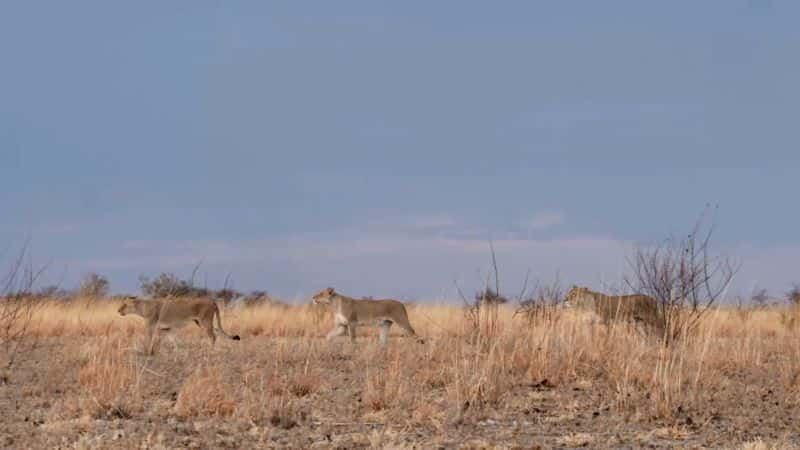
[52,211,800,302]
[1,220,81,236]
[58,213,629,299]
[517,211,565,232]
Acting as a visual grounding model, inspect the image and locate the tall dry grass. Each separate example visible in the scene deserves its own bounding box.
[22,297,800,426]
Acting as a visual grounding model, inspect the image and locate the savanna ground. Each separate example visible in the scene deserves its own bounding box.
[2,298,800,449]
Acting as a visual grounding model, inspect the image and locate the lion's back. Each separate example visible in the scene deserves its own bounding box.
[349,298,408,322]
[159,298,217,322]
[590,293,658,322]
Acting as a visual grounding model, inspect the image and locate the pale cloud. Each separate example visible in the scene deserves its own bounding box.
[343,213,469,237]
[1,220,81,236]
[61,225,631,300]
[517,211,566,232]
[36,222,80,235]
[56,212,800,302]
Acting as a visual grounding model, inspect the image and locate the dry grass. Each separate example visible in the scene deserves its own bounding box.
[2,297,800,447]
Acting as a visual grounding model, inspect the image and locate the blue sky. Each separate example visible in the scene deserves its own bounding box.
[1,1,798,300]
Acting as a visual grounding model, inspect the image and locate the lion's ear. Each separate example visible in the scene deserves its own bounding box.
[326,287,334,294]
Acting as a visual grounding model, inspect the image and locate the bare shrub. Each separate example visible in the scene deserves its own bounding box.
[287,375,318,398]
[138,271,252,303]
[460,286,502,342]
[364,370,392,412]
[459,241,506,342]
[736,287,770,324]
[138,273,195,298]
[38,285,71,299]
[0,240,46,369]
[446,339,510,419]
[363,356,418,416]
[78,272,110,298]
[514,275,563,326]
[626,207,737,345]
[787,284,800,306]
[751,287,770,308]
[734,295,753,324]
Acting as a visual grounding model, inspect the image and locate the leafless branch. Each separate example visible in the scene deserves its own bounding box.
[189,259,204,288]
[1,238,47,369]
[625,205,738,344]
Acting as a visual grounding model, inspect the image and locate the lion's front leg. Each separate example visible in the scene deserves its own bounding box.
[145,325,160,355]
[326,324,347,341]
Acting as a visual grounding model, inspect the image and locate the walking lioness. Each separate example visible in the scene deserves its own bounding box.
[311,287,423,345]
[118,297,240,353]
[564,286,661,329]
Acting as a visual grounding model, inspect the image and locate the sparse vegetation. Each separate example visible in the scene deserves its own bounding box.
[0,294,800,447]
[135,271,280,308]
[751,287,770,307]
[0,217,796,447]
[0,240,46,370]
[459,241,506,343]
[3,297,799,448]
[786,283,800,306]
[138,272,203,298]
[78,272,110,298]
[515,276,563,326]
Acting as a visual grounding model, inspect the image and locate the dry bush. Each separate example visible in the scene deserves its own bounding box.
[287,372,320,398]
[139,272,196,298]
[17,289,800,428]
[444,334,513,421]
[460,286,504,344]
[779,284,800,333]
[174,366,236,418]
[45,335,144,420]
[363,355,416,413]
[458,241,507,343]
[626,206,737,345]
[70,336,140,419]
[779,306,800,333]
[268,364,322,399]
[751,287,770,308]
[363,369,392,412]
[787,284,800,306]
[735,295,754,324]
[514,276,563,326]
[236,369,305,429]
[77,272,109,298]
[0,240,46,370]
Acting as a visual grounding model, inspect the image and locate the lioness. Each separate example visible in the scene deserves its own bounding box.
[118,297,240,353]
[311,287,423,345]
[564,286,661,329]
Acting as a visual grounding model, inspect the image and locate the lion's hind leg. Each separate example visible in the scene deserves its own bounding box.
[394,313,424,343]
[378,320,392,347]
[165,333,180,353]
[204,319,217,346]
